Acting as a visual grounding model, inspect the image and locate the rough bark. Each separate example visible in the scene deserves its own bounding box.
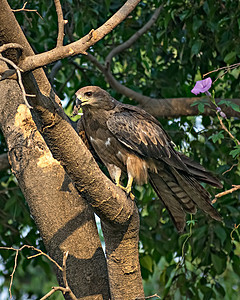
[0,0,145,299]
[0,153,10,171]
[0,74,109,300]
[0,1,110,298]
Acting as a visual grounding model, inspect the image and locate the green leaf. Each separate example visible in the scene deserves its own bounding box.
[224,52,236,64]
[200,286,214,300]
[208,131,224,143]
[140,255,153,272]
[191,40,203,56]
[211,253,226,275]
[214,225,227,245]
[198,103,205,113]
[215,282,226,297]
[232,240,240,256]
[192,16,203,33]
[232,256,240,276]
[229,145,240,158]
[218,100,240,112]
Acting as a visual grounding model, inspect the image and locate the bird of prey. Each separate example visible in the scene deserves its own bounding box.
[75,86,222,232]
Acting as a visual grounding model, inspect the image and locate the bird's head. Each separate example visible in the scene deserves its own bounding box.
[75,86,115,111]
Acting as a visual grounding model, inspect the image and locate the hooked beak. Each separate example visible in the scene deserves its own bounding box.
[72,95,86,117]
[75,94,90,106]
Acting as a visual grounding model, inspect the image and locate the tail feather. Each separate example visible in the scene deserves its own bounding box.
[149,172,186,232]
[178,153,223,188]
[149,165,222,232]
[171,168,222,222]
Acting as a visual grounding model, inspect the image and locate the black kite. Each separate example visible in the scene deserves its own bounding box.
[75,86,222,232]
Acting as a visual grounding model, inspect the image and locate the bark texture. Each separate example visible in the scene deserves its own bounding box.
[0,0,145,299]
[0,72,109,300]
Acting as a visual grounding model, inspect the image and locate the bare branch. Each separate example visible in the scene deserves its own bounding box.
[137,294,161,300]
[0,43,23,54]
[0,245,80,300]
[61,251,78,300]
[213,185,240,203]
[106,5,163,66]
[40,286,68,300]
[12,1,43,19]
[222,163,238,175]
[203,63,240,78]
[19,0,141,72]
[0,56,34,108]
[62,251,69,288]
[216,113,240,145]
[26,247,63,271]
[54,0,66,47]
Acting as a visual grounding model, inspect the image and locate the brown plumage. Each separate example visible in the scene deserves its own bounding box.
[75,86,223,232]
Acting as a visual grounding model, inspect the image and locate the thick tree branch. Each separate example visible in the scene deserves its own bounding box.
[18,0,141,72]
[1,1,144,298]
[0,2,111,298]
[0,74,109,299]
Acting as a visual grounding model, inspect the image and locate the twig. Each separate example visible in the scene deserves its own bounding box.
[222,163,238,175]
[203,63,240,84]
[216,113,240,145]
[106,5,163,66]
[54,0,67,47]
[203,63,240,78]
[136,294,161,300]
[0,43,23,54]
[12,1,43,19]
[61,251,77,300]
[212,185,240,203]
[8,248,20,298]
[145,294,161,299]
[230,223,240,240]
[40,286,69,300]
[0,245,63,298]
[62,251,69,287]
[0,56,34,109]
[0,245,80,299]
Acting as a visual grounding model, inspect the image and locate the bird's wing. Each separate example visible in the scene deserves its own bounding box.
[107,110,189,172]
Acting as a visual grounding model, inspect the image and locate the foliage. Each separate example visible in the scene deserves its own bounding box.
[0,0,240,299]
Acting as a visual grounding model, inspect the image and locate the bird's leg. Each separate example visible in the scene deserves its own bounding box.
[115,173,135,200]
[125,175,133,194]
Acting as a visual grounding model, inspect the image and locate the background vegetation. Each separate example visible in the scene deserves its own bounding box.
[0,0,239,299]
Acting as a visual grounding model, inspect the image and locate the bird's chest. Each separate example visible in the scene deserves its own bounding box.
[82,111,127,169]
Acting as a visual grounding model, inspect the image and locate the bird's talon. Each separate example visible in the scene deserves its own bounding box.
[129,192,135,200]
[116,182,134,199]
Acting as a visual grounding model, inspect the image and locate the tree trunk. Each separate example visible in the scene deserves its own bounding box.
[0,0,145,299]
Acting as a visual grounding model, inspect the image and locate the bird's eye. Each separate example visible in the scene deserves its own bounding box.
[84,92,92,97]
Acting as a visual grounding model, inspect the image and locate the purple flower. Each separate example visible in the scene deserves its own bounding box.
[191,77,212,95]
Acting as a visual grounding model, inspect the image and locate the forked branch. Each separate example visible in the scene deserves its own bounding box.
[18,0,141,72]
[0,245,77,300]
